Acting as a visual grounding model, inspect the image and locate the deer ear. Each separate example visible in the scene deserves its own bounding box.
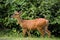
[14,11,19,14]
[19,11,22,14]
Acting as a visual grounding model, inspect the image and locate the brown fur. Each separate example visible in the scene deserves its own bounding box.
[11,11,51,37]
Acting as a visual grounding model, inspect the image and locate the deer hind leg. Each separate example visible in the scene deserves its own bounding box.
[22,29,27,37]
[45,20,51,37]
[37,28,45,37]
[45,28,51,37]
[45,25,51,37]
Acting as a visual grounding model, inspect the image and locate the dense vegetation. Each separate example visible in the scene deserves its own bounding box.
[0,0,60,37]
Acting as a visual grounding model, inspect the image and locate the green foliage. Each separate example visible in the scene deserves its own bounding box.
[0,0,60,37]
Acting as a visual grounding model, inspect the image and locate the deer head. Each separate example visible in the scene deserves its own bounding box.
[11,11,22,24]
[11,11,22,19]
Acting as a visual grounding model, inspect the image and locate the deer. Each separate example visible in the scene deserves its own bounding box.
[11,11,51,37]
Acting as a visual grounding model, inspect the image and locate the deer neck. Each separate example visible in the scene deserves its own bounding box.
[16,17,23,24]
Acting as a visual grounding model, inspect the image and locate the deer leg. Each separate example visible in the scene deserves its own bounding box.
[45,29,51,37]
[45,20,51,37]
[22,29,27,37]
[45,26,51,37]
[37,28,45,37]
[27,30,31,37]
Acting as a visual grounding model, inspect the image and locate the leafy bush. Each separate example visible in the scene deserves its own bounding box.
[0,0,60,37]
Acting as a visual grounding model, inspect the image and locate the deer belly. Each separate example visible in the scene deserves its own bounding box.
[27,23,37,30]
[21,22,37,30]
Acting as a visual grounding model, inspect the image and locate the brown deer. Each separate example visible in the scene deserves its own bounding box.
[11,11,51,37]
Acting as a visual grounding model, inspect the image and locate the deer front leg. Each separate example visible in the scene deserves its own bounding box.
[22,29,27,37]
[27,30,31,37]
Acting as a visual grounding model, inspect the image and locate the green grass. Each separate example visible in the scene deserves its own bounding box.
[0,29,60,40]
[0,37,60,40]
